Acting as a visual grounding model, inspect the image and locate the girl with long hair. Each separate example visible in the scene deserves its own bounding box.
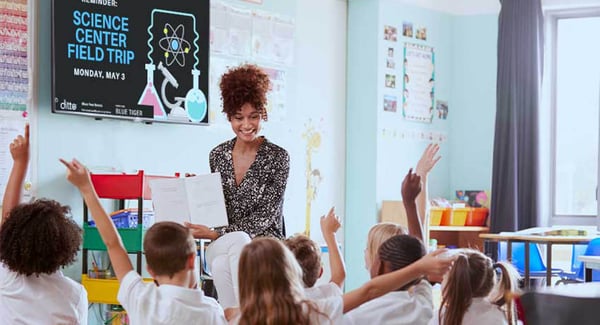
[434,249,520,325]
[234,237,453,325]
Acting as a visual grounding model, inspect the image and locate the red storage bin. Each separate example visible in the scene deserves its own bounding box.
[90,171,144,199]
[465,208,488,226]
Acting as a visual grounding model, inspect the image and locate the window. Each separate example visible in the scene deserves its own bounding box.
[549,12,600,218]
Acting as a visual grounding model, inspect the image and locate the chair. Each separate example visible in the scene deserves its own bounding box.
[197,239,218,299]
[576,237,600,281]
[498,242,564,285]
[520,290,600,325]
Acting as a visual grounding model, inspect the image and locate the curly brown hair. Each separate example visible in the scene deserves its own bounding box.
[219,64,271,121]
[284,234,322,288]
[0,200,82,276]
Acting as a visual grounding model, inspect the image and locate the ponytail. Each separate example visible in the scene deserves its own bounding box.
[440,254,472,325]
[491,262,520,325]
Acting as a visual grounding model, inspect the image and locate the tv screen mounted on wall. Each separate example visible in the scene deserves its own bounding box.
[51,0,210,124]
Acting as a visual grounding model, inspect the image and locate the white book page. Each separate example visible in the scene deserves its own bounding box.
[184,173,229,228]
[149,178,190,225]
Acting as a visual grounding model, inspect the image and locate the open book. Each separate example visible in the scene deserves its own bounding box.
[148,173,228,228]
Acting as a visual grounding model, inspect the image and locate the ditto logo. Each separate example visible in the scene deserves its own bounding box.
[59,99,77,111]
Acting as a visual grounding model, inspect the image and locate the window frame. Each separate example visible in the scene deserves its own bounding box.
[547,8,600,224]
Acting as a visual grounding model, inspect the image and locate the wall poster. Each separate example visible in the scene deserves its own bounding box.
[402,43,434,123]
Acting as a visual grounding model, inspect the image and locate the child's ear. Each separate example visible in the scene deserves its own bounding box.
[186,253,196,270]
[319,266,324,278]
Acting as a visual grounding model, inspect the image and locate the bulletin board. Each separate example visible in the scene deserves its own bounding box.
[0,0,36,202]
[402,42,435,123]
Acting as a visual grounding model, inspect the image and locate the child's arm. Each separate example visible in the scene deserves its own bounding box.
[1,124,29,226]
[342,249,452,313]
[415,143,441,244]
[402,168,423,241]
[320,207,345,288]
[60,158,133,281]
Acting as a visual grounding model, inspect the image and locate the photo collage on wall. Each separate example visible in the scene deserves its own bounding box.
[382,20,446,121]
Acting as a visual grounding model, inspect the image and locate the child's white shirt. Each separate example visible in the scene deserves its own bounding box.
[305,282,343,300]
[117,270,226,325]
[230,295,344,325]
[430,297,508,325]
[0,262,88,324]
[343,280,433,325]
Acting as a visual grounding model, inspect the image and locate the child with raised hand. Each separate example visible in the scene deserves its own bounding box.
[432,249,520,325]
[234,236,453,324]
[343,169,434,324]
[60,158,226,325]
[0,125,88,324]
[285,207,346,300]
[415,143,441,245]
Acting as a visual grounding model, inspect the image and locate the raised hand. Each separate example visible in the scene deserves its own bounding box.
[10,123,29,163]
[320,207,341,236]
[415,143,441,177]
[401,168,421,203]
[59,158,92,190]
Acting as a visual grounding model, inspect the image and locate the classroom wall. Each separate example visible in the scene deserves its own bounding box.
[448,15,498,194]
[33,0,347,304]
[346,0,498,290]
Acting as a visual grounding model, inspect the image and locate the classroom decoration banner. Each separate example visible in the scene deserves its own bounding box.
[1,0,29,113]
[402,43,434,123]
[51,0,210,124]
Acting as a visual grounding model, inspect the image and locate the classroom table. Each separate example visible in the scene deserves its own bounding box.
[480,232,597,287]
[578,255,600,282]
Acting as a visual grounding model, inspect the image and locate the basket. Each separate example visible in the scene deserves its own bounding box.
[465,208,488,226]
[441,208,469,226]
[430,207,450,226]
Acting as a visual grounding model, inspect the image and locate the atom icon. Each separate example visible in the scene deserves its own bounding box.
[159,23,190,67]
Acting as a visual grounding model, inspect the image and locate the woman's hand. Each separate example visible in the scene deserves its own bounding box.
[185,222,218,240]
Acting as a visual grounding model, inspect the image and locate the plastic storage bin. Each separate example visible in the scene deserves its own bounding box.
[441,208,469,226]
[465,207,488,226]
[430,207,450,226]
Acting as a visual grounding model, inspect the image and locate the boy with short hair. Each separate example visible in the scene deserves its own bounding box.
[61,158,226,324]
[284,207,346,299]
[0,125,88,324]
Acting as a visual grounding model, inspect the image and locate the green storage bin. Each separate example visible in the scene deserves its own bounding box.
[83,225,144,253]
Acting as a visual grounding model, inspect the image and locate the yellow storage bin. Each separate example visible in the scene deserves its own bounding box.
[82,275,153,304]
[430,207,450,226]
[441,208,469,226]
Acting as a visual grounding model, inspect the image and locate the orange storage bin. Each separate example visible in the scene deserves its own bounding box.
[465,207,488,226]
[430,207,450,226]
[441,208,468,226]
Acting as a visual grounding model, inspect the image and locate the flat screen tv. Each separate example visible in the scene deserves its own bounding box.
[51,0,209,124]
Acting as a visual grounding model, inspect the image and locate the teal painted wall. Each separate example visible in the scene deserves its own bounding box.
[345,1,497,290]
[346,0,380,291]
[449,15,498,195]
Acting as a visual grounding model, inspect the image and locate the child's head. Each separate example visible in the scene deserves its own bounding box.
[365,222,406,271]
[238,237,318,325]
[0,200,81,276]
[370,234,426,283]
[143,222,196,278]
[441,249,520,325]
[284,234,322,288]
